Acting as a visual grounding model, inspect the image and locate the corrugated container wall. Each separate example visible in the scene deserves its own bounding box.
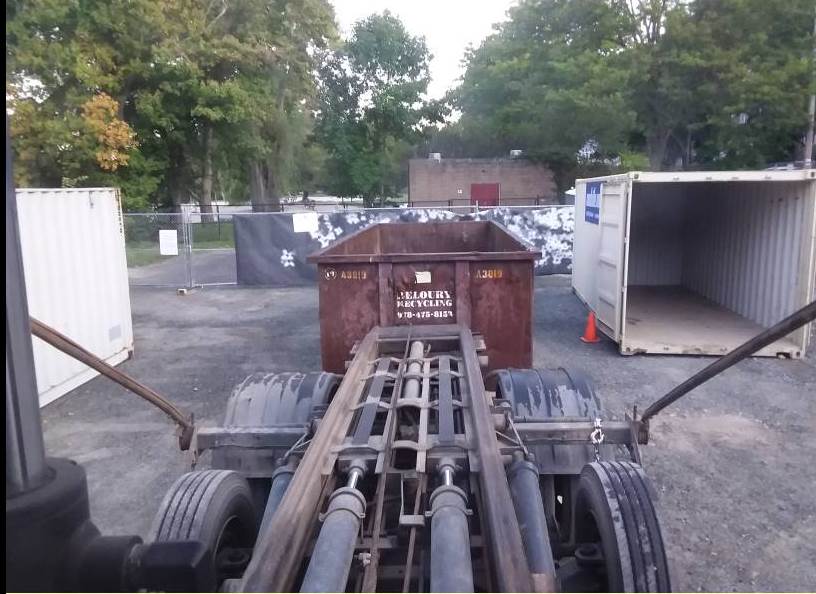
[572,171,816,357]
[16,188,134,406]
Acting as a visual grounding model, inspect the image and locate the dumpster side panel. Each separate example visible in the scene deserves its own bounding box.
[318,263,379,373]
[470,261,534,369]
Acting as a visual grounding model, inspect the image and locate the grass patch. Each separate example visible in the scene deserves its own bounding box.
[125,221,235,266]
[126,244,167,267]
[192,240,234,250]
[192,221,234,248]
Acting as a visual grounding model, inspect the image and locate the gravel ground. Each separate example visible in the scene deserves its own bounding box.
[41,277,816,591]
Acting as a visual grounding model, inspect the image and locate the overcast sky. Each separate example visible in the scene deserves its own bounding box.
[330,0,516,99]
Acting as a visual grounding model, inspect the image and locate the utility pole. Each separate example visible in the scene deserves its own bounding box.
[805,6,816,166]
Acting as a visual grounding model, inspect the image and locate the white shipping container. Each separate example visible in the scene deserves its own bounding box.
[573,170,816,357]
[16,188,134,406]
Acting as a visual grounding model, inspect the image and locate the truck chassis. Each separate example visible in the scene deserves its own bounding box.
[157,324,668,592]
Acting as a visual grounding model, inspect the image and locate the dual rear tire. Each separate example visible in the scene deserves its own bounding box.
[150,470,257,586]
[572,461,671,592]
[496,367,670,592]
[149,372,340,587]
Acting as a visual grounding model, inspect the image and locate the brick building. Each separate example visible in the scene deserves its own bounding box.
[408,155,557,207]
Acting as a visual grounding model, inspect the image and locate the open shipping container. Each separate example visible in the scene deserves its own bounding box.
[573,170,816,357]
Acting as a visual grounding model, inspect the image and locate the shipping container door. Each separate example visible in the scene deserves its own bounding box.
[16,188,134,406]
[595,180,629,340]
[470,183,499,206]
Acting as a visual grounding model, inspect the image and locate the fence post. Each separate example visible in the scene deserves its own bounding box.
[181,207,193,289]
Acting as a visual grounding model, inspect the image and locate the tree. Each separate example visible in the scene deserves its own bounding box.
[238,0,337,212]
[7,0,165,206]
[452,0,636,187]
[452,0,814,174]
[680,0,814,168]
[316,11,443,206]
[117,0,336,212]
[7,0,336,211]
[619,0,813,168]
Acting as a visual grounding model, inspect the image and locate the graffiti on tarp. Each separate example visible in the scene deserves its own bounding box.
[234,206,574,286]
[309,207,574,272]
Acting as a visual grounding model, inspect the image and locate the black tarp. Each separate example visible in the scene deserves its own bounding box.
[234,207,574,287]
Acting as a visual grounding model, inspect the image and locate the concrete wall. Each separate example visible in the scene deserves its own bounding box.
[409,158,557,206]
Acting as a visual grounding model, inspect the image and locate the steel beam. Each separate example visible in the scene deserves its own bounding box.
[459,327,535,592]
[240,327,381,592]
[6,115,47,496]
[513,420,635,444]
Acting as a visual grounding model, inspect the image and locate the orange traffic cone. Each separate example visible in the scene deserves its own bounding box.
[580,311,601,343]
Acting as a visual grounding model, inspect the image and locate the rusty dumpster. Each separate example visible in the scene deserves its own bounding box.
[308,221,537,373]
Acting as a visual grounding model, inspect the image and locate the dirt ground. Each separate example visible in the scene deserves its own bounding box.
[41,277,816,591]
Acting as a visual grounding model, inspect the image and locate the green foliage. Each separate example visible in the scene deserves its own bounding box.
[617,151,650,171]
[450,0,815,175]
[316,12,444,205]
[8,0,812,208]
[7,0,167,207]
[7,0,336,211]
[682,0,814,168]
[457,0,634,163]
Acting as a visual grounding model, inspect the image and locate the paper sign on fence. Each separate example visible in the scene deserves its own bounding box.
[159,229,179,255]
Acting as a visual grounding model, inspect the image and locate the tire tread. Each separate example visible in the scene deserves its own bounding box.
[579,461,671,592]
[151,469,254,543]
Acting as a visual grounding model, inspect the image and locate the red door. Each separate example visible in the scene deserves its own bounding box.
[470,183,500,207]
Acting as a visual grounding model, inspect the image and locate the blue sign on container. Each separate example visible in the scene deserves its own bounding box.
[585,182,601,224]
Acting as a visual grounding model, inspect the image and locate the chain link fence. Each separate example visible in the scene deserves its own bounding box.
[124,203,574,288]
[189,209,236,286]
[124,208,239,288]
[125,213,190,287]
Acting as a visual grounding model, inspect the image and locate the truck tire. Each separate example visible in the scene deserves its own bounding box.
[495,367,601,420]
[495,367,608,472]
[223,371,341,428]
[211,372,341,479]
[150,470,257,583]
[572,461,670,592]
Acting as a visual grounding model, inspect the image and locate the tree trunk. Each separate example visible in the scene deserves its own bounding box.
[249,161,269,212]
[646,129,670,170]
[200,126,214,222]
[248,161,282,212]
[249,77,285,213]
[265,163,282,212]
[168,145,185,211]
[685,130,692,169]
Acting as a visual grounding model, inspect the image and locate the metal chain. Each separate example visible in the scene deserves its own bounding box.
[506,413,531,459]
[281,431,311,460]
[590,417,605,462]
